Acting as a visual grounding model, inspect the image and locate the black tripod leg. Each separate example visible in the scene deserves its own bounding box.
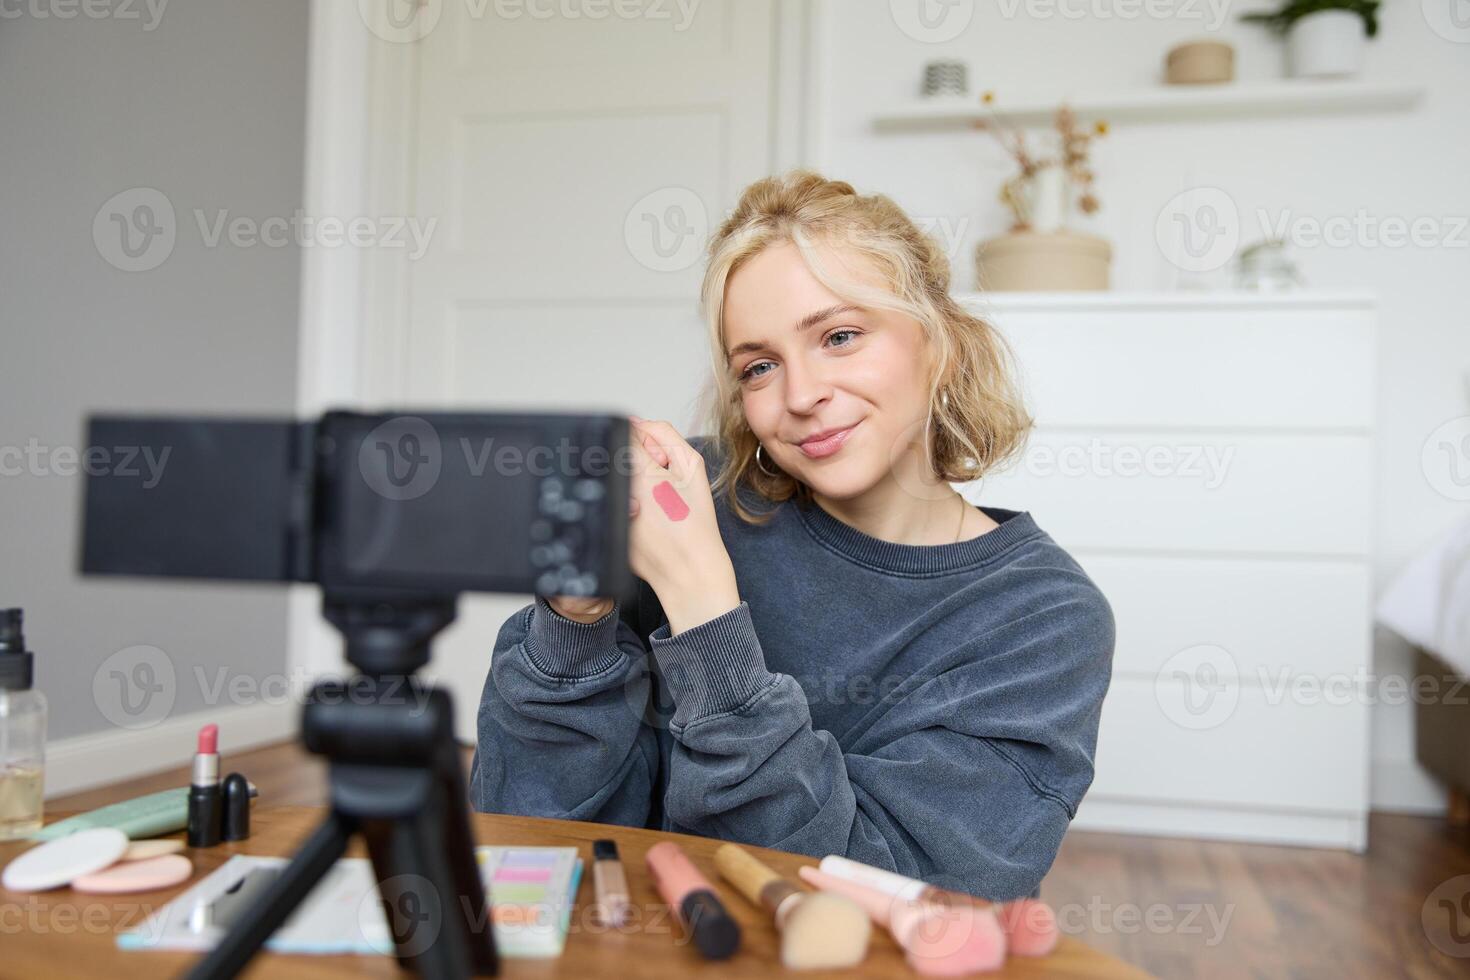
[438,738,497,975]
[359,776,497,977]
[185,813,353,980]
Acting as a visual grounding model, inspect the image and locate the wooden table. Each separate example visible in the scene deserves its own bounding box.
[0,806,1152,979]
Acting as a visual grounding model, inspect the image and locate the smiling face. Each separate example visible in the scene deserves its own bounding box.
[722,239,937,502]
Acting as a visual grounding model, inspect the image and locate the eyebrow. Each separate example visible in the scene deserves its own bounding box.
[725,304,861,360]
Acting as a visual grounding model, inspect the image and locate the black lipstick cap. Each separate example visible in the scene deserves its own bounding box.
[221,772,251,841]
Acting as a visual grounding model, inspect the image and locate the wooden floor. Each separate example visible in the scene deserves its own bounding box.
[52,741,1470,980]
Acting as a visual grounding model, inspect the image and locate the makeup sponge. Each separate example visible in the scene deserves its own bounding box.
[1,827,129,893]
[779,890,873,969]
[72,853,193,894]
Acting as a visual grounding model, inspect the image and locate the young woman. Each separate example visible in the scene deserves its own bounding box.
[471,172,1113,901]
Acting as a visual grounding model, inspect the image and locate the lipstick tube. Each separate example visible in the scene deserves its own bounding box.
[186,723,222,847]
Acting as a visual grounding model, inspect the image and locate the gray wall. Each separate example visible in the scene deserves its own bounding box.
[0,2,308,738]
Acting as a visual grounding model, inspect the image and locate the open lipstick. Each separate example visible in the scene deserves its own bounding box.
[186,723,222,847]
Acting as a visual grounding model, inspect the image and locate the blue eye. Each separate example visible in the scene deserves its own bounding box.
[827,329,859,347]
[738,362,773,383]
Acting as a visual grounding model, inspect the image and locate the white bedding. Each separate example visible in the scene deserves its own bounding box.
[1377,517,1470,679]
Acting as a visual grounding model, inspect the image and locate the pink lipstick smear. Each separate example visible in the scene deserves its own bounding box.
[652,481,690,521]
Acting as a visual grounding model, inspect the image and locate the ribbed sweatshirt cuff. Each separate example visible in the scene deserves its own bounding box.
[522,596,625,679]
[649,602,777,727]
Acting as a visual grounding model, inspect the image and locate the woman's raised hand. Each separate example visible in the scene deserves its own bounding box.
[625,416,741,634]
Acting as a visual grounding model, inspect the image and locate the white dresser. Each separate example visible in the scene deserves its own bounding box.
[962,292,1376,851]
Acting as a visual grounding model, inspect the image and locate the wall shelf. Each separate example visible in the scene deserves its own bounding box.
[873,81,1423,130]
[954,289,1377,312]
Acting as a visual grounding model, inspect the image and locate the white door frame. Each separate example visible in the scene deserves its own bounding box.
[288,0,822,682]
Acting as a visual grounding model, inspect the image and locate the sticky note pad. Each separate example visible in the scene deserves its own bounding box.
[476,846,583,957]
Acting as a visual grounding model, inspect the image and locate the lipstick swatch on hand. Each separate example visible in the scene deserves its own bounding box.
[652,481,690,521]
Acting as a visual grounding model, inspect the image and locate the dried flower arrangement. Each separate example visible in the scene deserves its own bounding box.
[972,92,1108,233]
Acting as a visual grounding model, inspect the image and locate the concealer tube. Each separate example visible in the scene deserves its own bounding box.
[591,839,631,928]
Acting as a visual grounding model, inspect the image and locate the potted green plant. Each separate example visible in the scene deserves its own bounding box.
[1242,0,1381,79]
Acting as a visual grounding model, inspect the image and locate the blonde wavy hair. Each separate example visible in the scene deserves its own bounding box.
[697,170,1032,525]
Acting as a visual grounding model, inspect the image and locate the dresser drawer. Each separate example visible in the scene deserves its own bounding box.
[974,300,1375,430]
[973,430,1371,556]
[1089,675,1370,813]
[1079,555,1372,679]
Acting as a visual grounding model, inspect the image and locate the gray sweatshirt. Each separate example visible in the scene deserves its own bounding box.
[470,439,1114,900]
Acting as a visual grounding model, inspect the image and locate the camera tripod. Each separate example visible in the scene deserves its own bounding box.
[187,591,498,979]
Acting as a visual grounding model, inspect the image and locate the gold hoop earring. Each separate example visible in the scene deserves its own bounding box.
[755,443,778,477]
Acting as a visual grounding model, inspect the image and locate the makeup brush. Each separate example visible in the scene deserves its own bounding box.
[798,866,1006,976]
[713,843,872,969]
[817,855,1059,957]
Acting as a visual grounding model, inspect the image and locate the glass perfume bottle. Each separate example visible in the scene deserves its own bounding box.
[0,608,46,839]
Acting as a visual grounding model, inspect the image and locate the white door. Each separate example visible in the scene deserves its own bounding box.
[371,1,783,740]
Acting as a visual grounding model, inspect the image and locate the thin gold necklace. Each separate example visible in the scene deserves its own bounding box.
[953,495,966,543]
